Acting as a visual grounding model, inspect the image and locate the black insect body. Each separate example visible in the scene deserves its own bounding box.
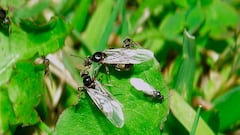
[0,8,10,32]
[91,52,107,63]
[81,72,95,88]
[152,91,164,103]
[80,71,124,128]
[42,56,50,75]
[112,63,133,71]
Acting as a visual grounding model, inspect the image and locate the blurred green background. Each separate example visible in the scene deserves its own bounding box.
[0,0,240,134]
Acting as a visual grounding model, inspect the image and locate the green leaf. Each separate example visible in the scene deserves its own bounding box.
[0,17,70,83]
[201,109,219,134]
[6,62,45,126]
[82,0,114,53]
[174,30,195,102]
[72,0,91,32]
[200,1,239,38]
[13,0,50,23]
[159,10,185,40]
[173,0,188,8]
[170,90,215,135]
[0,87,16,134]
[97,0,124,51]
[190,106,202,135]
[129,0,164,34]
[0,0,26,9]
[213,86,240,131]
[54,59,169,134]
[186,6,204,33]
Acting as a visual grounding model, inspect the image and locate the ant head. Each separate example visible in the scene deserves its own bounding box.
[84,57,93,67]
[0,8,6,19]
[122,38,132,48]
[91,52,106,62]
[83,75,93,88]
[80,70,89,78]
[80,71,95,88]
[153,91,164,103]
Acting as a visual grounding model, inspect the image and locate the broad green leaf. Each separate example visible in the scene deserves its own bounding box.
[170,90,215,135]
[82,0,114,53]
[54,59,169,134]
[213,86,240,131]
[0,17,70,83]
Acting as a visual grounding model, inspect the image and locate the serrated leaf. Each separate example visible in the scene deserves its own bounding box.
[6,62,45,126]
[0,17,70,83]
[54,59,169,134]
[213,86,240,131]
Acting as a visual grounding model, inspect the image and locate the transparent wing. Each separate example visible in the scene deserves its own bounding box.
[102,48,154,64]
[130,77,155,96]
[86,80,124,128]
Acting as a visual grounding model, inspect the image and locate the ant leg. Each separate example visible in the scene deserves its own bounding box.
[77,87,84,102]
[104,65,111,82]
[41,56,50,76]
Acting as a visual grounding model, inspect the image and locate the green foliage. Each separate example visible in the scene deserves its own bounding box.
[213,87,240,131]
[0,0,239,134]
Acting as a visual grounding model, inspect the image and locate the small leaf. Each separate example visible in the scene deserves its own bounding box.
[213,86,240,131]
[0,87,16,134]
[159,10,185,40]
[6,62,45,126]
[0,17,70,81]
[186,6,204,33]
[200,1,238,38]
